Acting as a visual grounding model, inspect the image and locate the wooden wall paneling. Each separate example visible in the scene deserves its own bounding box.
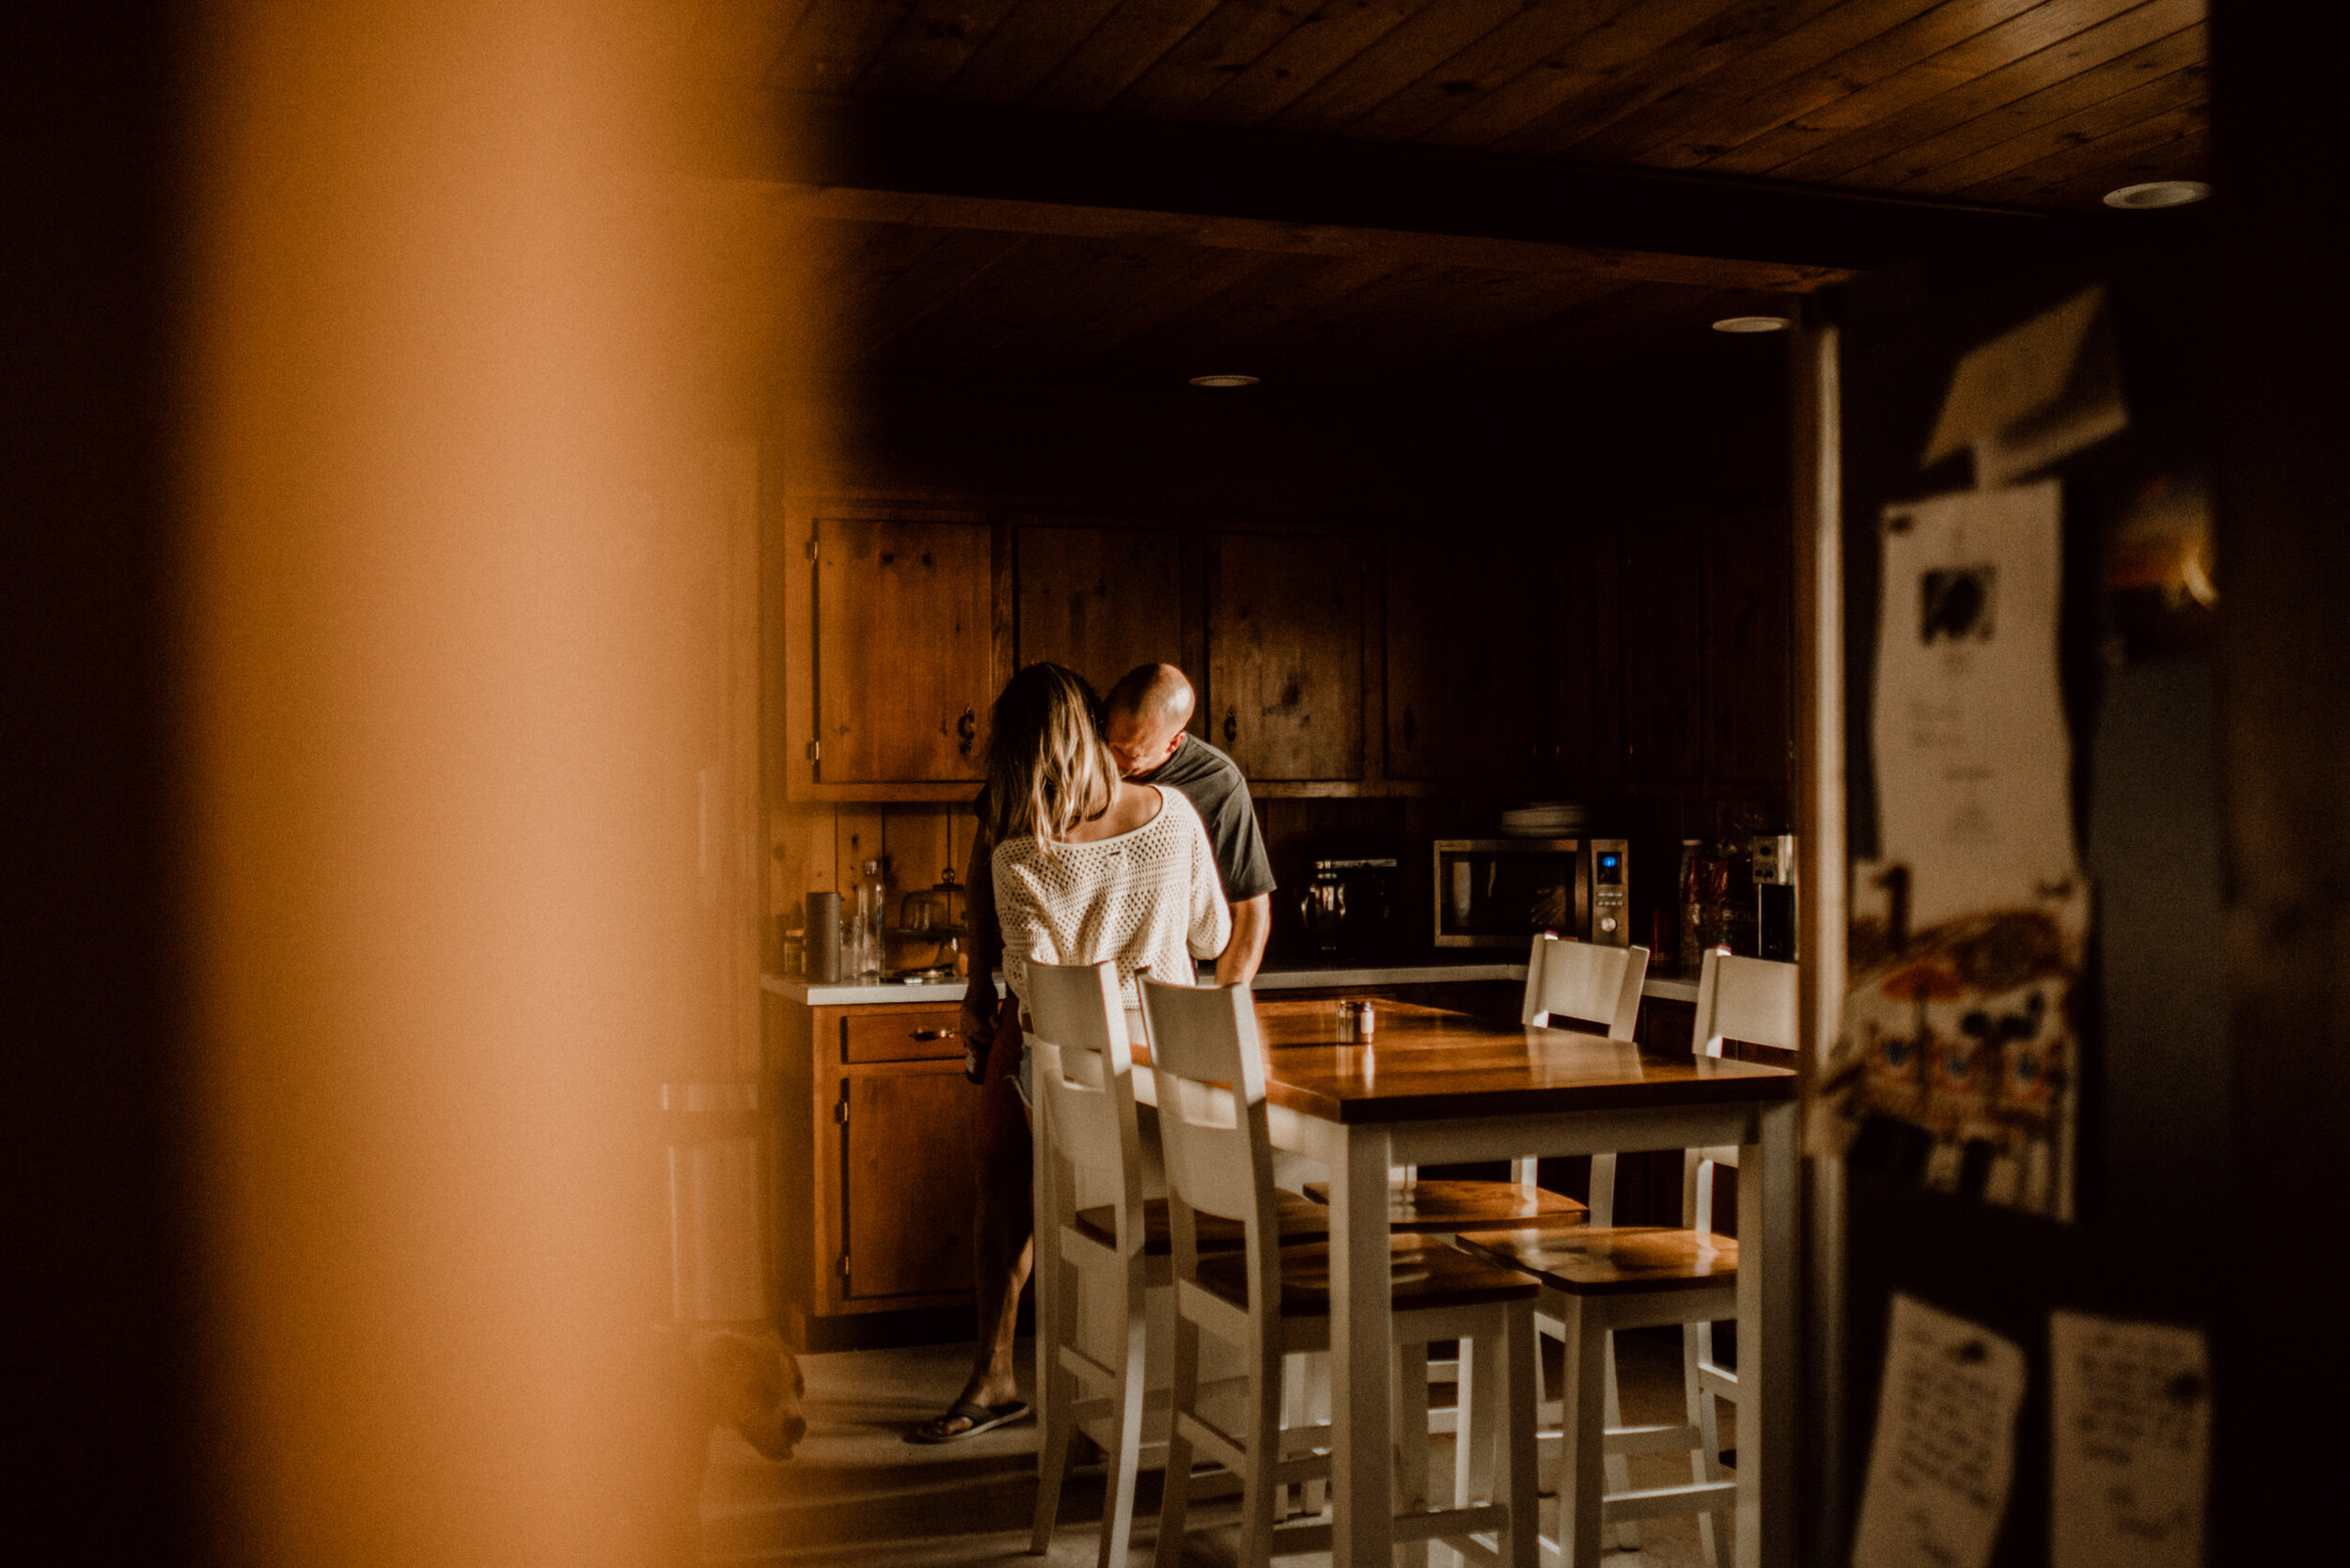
[1756,0,2200,184]
[1493,0,1856,160]
[1271,0,1530,136]
[840,1064,978,1298]
[1025,0,1223,115]
[1950,100,2207,205]
[981,240,1225,377]
[1014,523,1185,690]
[835,804,887,907]
[810,511,993,783]
[1048,245,1283,374]
[1207,530,1366,781]
[1695,0,2154,178]
[1703,506,1794,789]
[1854,23,2208,192]
[1383,522,1549,780]
[942,0,1131,106]
[1628,0,2048,170]
[881,804,957,929]
[1187,0,1446,129]
[1107,0,1323,119]
[771,803,838,934]
[852,0,1025,98]
[2033,126,2208,210]
[1559,0,1957,165]
[1340,2,1638,146]
[773,0,913,93]
[1620,511,1705,784]
[833,227,1033,372]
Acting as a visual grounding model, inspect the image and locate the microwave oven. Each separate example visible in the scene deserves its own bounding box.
[1433,839,1632,949]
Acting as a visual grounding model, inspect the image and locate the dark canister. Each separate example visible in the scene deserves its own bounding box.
[805,890,843,983]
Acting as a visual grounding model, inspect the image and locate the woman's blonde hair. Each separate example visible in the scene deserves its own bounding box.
[981,663,1116,850]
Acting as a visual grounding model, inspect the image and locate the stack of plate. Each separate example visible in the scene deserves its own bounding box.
[1499,801,1591,838]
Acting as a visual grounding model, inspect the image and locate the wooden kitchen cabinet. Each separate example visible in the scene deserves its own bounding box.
[769,993,977,1334]
[1385,531,1554,781]
[800,510,999,792]
[1702,506,1793,788]
[1207,530,1364,782]
[1014,523,1185,686]
[1618,513,1706,786]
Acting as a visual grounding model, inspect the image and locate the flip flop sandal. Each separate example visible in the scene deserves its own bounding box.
[906,1398,1030,1445]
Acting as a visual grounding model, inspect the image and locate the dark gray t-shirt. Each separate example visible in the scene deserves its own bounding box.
[1136,736,1276,902]
[971,735,1275,903]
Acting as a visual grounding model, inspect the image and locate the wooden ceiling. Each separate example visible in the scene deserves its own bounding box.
[681,0,2209,212]
[668,2,2209,392]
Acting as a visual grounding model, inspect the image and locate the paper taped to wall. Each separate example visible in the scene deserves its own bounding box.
[1852,1294,2028,1568]
[2050,1311,2211,1568]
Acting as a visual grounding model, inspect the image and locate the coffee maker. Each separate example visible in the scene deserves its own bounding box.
[1297,856,1398,960]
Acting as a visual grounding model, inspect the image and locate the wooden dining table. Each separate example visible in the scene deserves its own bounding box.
[1140,996,1800,1568]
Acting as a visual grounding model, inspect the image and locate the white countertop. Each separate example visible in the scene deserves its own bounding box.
[760,963,1700,1007]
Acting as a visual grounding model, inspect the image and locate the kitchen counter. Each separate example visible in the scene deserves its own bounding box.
[760,960,1700,1007]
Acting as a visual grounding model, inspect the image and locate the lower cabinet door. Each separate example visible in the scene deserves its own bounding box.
[840,1069,976,1301]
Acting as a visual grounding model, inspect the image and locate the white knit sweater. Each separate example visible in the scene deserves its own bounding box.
[993,786,1231,1014]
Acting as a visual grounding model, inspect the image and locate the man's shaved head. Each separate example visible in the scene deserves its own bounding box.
[1105,664,1195,730]
[1103,664,1195,777]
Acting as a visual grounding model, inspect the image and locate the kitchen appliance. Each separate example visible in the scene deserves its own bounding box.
[1434,839,1630,949]
[886,868,969,980]
[1297,856,1398,959]
[1751,833,1797,962]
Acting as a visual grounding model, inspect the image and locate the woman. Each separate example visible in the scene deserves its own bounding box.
[912,662,1230,1444]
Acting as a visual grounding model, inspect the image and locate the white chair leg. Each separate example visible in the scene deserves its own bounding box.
[1501,1302,1540,1568]
[1029,1247,1073,1555]
[1688,1321,1731,1568]
[1395,1341,1433,1568]
[1454,1329,1499,1512]
[1556,1295,1606,1568]
[1237,1344,1284,1568]
[1602,1332,1640,1550]
[1098,1286,1149,1568]
[1152,1316,1198,1568]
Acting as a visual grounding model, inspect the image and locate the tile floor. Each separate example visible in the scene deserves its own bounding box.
[703,1331,1737,1567]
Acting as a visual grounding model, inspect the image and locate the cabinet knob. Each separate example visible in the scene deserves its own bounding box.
[956,706,977,755]
[1223,710,1238,745]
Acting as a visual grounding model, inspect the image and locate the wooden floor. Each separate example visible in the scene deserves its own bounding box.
[703,1330,1738,1566]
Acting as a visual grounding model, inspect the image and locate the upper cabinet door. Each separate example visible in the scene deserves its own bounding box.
[812,516,994,784]
[1208,531,1363,782]
[1386,531,1554,780]
[1014,525,1184,691]
[1619,513,1705,786]
[1703,506,1793,789]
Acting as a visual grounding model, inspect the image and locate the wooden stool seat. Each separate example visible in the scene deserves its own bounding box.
[1303,1177,1589,1233]
[1197,1233,1540,1316]
[1457,1225,1737,1295]
[1071,1191,1331,1254]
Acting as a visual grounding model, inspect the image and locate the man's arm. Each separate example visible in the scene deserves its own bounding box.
[1215,893,1271,986]
[959,827,1000,1074]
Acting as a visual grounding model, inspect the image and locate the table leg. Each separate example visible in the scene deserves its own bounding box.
[1737,1098,1798,1568]
[1328,1129,1394,1567]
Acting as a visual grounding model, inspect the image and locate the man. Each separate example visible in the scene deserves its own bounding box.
[910,663,1275,1442]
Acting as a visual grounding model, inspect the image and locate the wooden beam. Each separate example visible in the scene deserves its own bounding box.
[687,88,2128,285]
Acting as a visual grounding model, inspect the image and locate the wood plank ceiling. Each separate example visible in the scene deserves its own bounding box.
[672,2,2210,390]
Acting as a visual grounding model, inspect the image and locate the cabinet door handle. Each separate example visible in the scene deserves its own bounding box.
[1223,709,1238,745]
[956,706,977,755]
[910,1027,959,1042]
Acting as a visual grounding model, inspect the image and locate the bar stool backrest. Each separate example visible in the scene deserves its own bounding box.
[1027,959,1145,1245]
[1136,979,1281,1296]
[1522,935,1649,1039]
[1691,949,1800,1060]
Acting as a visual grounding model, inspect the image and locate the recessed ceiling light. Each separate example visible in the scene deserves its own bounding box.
[2103,180,2210,210]
[1712,316,1790,334]
[1188,373,1260,387]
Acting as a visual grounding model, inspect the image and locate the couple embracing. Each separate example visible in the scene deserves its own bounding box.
[911,662,1275,1444]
